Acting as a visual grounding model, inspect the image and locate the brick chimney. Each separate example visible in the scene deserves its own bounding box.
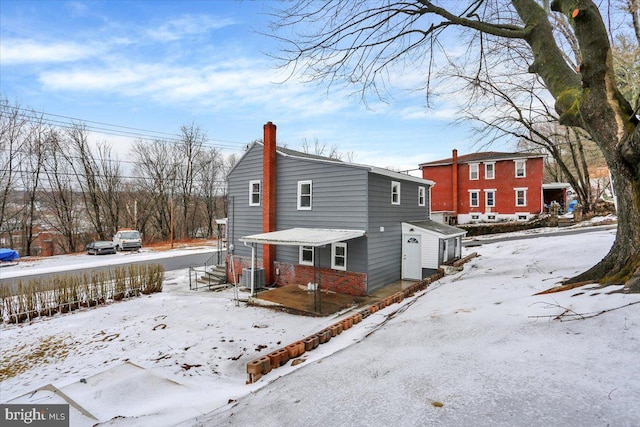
[263,121,277,285]
[452,149,458,215]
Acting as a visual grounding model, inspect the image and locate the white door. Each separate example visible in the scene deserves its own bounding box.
[402,234,422,280]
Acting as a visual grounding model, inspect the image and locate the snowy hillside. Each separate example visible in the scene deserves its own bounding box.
[2,228,639,426]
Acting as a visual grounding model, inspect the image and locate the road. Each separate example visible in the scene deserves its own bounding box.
[463,223,617,247]
[0,249,223,289]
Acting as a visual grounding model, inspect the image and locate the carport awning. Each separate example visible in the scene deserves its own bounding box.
[239,228,366,247]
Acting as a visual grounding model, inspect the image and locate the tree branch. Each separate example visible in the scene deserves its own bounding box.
[529,300,640,321]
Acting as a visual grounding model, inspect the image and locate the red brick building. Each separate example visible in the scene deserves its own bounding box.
[419,150,546,224]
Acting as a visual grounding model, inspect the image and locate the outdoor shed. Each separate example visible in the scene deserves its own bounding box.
[401,220,467,279]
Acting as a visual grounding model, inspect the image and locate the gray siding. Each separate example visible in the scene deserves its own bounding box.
[274,155,369,273]
[227,142,433,294]
[227,145,370,271]
[366,173,430,291]
[227,145,264,259]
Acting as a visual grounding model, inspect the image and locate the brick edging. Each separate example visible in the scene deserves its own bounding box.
[452,252,478,267]
[246,270,445,384]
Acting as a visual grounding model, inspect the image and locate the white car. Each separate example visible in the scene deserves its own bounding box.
[113,229,142,251]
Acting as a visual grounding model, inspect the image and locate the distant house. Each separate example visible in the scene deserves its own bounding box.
[419,150,546,224]
[225,122,466,296]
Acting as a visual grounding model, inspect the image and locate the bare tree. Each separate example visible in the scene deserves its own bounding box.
[41,131,81,253]
[300,137,340,158]
[271,0,640,290]
[20,115,51,255]
[612,0,640,110]
[95,142,123,236]
[299,136,357,161]
[132,138,177,241]
[456,70,598,212]
[198,147,224,238]
[175,123,206,240]
[0,98,26,244]
[65,124,107,240]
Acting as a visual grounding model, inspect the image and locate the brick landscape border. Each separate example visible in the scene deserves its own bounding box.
[245,271,447,384]
[245,252,479,384]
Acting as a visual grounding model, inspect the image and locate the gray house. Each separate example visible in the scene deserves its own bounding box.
[226,122,465,296]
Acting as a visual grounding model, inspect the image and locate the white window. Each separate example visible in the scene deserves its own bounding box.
[485,189,496,207]
[297,180,312,210]
[471,214,480,220]
[469,163,479,180]
[331,242,347,271]
[515,160,526,178]
[299,246,314,266]
[485,163,495,180]
[488,215,496,220]
[418,186,426,206]
[515,188,527,206]
[469,190,479,207]
[517,214,528,221]
[391,181,401,205]
[249,180,261,206]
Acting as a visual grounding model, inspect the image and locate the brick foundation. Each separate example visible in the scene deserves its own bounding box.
[274,261,367,296]
[227,255,367,296]
[226,255,265,284]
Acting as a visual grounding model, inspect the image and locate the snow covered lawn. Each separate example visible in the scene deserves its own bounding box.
[2,228,639,427]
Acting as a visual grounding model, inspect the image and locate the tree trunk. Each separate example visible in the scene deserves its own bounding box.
[517,0,640,291]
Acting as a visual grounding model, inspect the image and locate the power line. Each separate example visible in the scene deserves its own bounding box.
[0,167,228,185]
[6,105,252,152]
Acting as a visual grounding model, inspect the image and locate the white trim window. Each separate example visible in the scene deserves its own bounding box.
[331,242,347,271]
[299,246,314,266]
[515,159,526,178]
[297,180,312,210]
[515,188,528,206]
[485,162,495,180]
[469,163,479,180]
[418,186,426,206]
[249,180,261,206]
[469,190,480,207]
[485,189,496,208]
[391,181,401,205]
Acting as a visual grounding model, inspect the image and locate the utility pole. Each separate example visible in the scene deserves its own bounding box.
[170,197,174,249]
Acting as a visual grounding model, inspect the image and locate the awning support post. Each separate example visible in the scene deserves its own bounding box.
[244,241,256,297]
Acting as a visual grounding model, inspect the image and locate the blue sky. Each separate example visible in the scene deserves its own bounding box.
[0,0,507,171]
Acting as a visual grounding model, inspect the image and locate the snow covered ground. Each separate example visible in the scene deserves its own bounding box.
[2,227,639,427]
[0,244,218,279]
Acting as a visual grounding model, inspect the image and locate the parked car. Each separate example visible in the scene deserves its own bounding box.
[113,229,142,251]
[87,241,117,255]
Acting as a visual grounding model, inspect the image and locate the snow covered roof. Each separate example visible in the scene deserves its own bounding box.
[239,228,366,247]
[404,220,467,237]
[542,183,572,189]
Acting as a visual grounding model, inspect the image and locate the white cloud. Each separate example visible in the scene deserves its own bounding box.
[36,55,357,122]
[65,1,90,17]
[145,15,236,42]
[0,39,95,64]
[40,66,148,90]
